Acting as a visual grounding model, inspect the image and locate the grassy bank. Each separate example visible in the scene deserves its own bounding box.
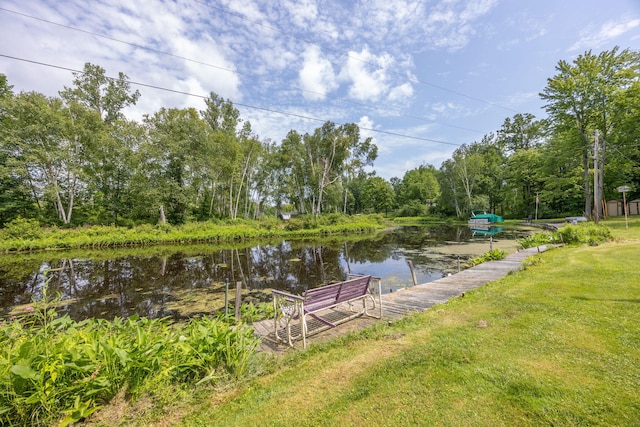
[92,218,639,426]
[0,214,387,253]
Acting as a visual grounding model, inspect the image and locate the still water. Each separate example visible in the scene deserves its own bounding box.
[0,225,531,321]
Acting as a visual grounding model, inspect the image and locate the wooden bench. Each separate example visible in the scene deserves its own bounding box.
[272,275,382,348]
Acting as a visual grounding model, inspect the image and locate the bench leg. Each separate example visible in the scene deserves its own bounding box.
[301,315,307,349]
[273,297,304,347]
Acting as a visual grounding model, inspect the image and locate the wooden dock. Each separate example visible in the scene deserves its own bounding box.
[253,245,554,352]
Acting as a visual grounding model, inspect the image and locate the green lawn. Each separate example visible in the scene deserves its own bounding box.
[88,217,640,426]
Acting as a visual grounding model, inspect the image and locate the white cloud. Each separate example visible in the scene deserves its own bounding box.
[460,0,498,22]
[388,83,414,103]
[422,0,498,51]
[298,45,338,100]
[357,115,377,140]
[569,18,640,51]
[497,13,549,51]
[343,48,394,101]
[219,0,265,22]
[282,0,318,28]
[500,91,539,109]
[430,101,472,118]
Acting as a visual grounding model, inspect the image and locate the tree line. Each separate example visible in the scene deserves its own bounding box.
[437,47,639,220]
[1,47,638,227]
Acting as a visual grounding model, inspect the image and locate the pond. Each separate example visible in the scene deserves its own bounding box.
[0,225,533,322]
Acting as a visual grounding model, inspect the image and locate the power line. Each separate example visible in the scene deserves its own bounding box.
[9,54,634,166]
[0,54,462,147]
[0,6,484,135]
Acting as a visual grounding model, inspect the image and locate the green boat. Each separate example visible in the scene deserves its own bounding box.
[468,210,504,225]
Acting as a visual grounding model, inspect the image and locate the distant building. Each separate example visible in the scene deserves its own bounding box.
[606,199,624,217]
[606,199,640,216]
[277,212,299,220]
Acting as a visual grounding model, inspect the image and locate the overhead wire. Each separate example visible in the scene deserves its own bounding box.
[4,53,636,165]
[0,53,462,147]
[1,4,635,191]
[0,6,485,135]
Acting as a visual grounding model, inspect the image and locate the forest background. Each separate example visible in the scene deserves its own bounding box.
[1,47,639,229]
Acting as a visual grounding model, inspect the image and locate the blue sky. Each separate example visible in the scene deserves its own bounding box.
[1,0,639,180]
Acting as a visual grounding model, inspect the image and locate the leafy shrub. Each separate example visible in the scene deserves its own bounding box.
[518,232,556,249]
[555,223,612,246]
[301,215,318,230]
[154,222,172,233]
[284,217,304,231]
[240,302,274,323]
[396,200,427,217]
[324,213,343,225]
[0,215,387,252]
[3,217,43,240]
[519,223,613,249]
[467,249,507,267]
[0,292,261,426]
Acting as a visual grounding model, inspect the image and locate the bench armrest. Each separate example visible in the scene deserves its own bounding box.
[272,289,305,301]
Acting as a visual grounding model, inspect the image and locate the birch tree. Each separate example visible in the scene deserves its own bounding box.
[303,122,376,216]
[6,92,90,224]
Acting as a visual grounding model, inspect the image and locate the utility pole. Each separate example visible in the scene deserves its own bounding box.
[593,130,601,223]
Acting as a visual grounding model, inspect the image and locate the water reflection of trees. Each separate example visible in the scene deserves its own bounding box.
[0,242,352,321]
[0,226,516,321]
[246,241,347,294]
[0,258,42,309]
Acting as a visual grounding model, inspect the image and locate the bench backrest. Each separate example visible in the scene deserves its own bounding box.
[303,275,371,312]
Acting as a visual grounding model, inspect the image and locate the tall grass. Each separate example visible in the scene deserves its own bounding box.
[466,249,507,267]
[518,222,613,249]
[0,215,387,253]
[0,282,261,426]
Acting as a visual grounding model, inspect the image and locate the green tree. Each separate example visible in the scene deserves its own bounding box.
[5,92,92,224]
[59,62,141,124]
[233,122,266,220]
[86,118,143,224]
[275,130,308,214]
[396,165,440,212]
[540,47,640,219]
[201,92,240,136]
[606,79,640,201]
[437,135,505,217]
[0,75,33,224]
[437,158,463,217]
[361,176,395,213]
[200,93,257,220]
[449,143,488,215]
[140,107,209,224]
[539,133,584,216]
[303,122,376,215]
[503,149,544,218]
[497,113,547,153]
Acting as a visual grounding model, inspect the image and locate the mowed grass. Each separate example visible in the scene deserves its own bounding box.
[602,215,640,241]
